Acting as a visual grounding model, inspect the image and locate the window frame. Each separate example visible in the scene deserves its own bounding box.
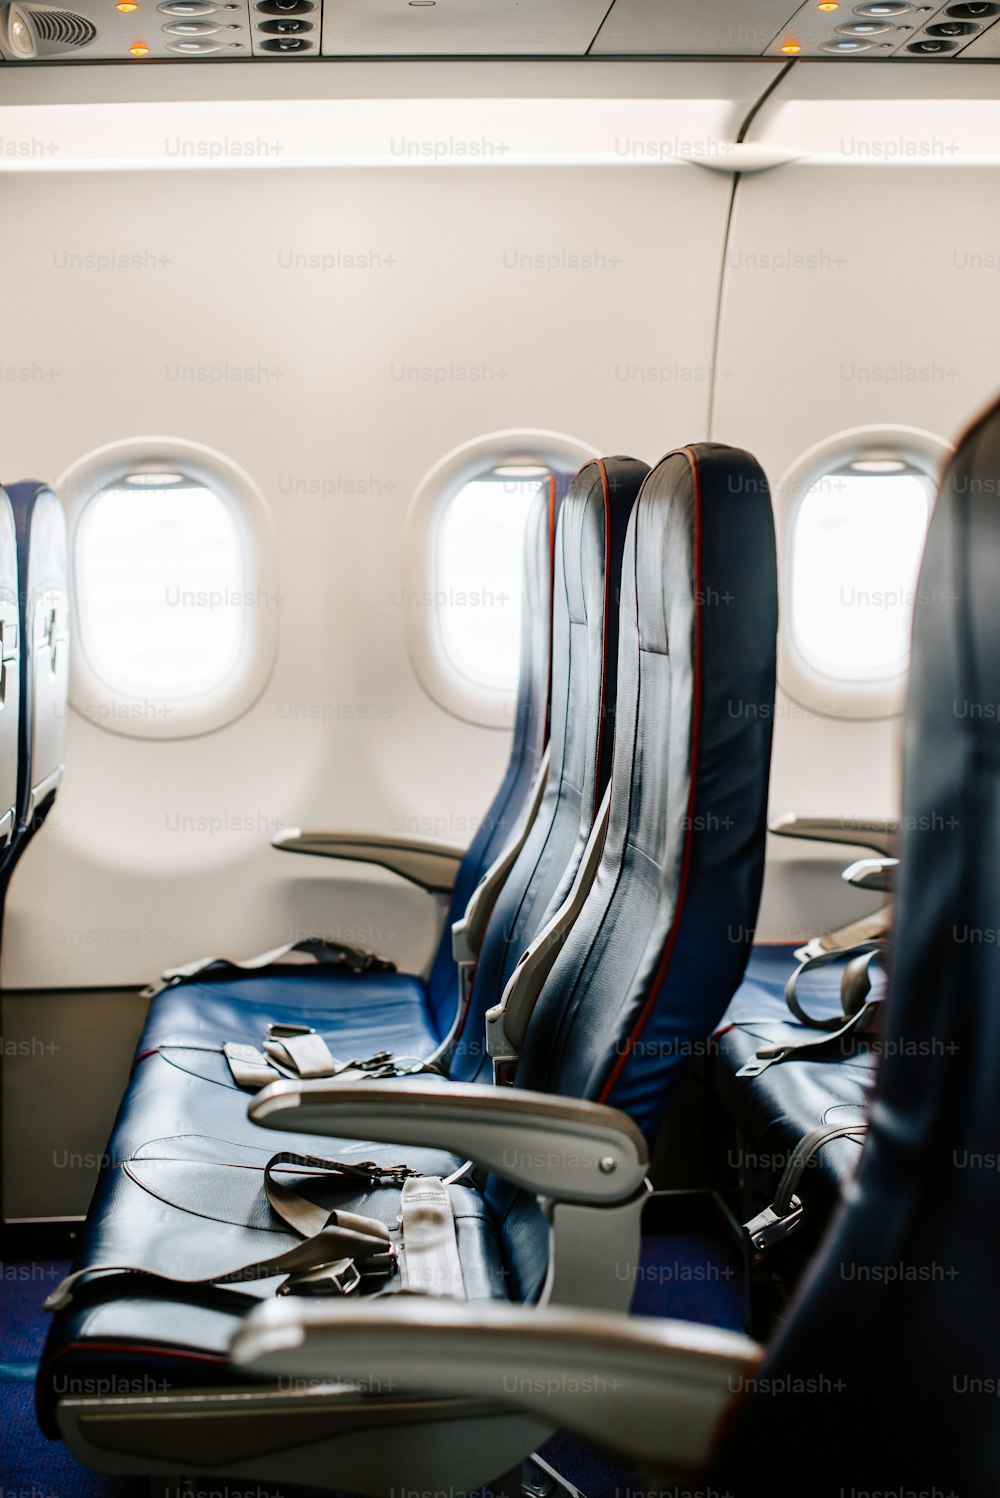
[777,426,953,721]
[404,430,597,730]
[61,437,278,740]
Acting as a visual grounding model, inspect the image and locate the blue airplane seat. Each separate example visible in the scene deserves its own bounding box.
[0,484,21,872]
[132,460,646,1097]
[3,482,68,854]
[710,943,881,1266]
[708,390,1000,1496]
[37,443,778,1483]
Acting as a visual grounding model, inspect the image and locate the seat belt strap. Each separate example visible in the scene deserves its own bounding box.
[743,1122,869,1258]
[214,1029,442,1092]
[784,941,881,1030]
[398,1176,466,1300]
[46,1153,419,1312]
[736,996,882,1077]
[737,944,883,1078]
[142,937,396,999]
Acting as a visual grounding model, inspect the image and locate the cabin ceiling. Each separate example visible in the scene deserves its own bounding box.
[1,0,1000,65]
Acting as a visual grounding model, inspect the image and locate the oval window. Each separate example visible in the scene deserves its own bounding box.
[63,437,278,739]
[791,460,934,682]
[76,470,244,701]
[436,464,552,695]
[404,430,597,729]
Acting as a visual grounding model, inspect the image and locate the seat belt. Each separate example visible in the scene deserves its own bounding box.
[46,1154,464,1310]
[736,942,884,1078]
[217,1026,443,1092]
[398,1176,466,1300]
[743,1121,869,1259]
[142,937,396,1001]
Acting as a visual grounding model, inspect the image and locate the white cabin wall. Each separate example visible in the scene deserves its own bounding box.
[0,161,733,990]
[715,162,1000,939]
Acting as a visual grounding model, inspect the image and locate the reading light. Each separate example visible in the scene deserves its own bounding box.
[7,5,35,52]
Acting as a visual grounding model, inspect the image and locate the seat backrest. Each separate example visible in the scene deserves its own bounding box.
[448,457,649,1078]
[0,486,21,865]
[715,396,1000,1498]
[4,482,68,845]
[514,444,778,1140]
[425,472,570,1026]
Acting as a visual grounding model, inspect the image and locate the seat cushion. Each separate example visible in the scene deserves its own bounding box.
[37,1146,509,1435]
[710,946,882,1223]
[137,968,442,1087]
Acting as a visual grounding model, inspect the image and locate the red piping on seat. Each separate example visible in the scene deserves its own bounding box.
[592,458,612,818]
[597,447,704,1104]
[543,474,557,747]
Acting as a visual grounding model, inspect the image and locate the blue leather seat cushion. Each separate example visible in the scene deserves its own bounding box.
[138,969,443,1079]
[37,1142,511,1435]
[710,946,880,1213]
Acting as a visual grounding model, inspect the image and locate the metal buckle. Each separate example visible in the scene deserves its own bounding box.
[736,1045,788,1078]
[278,1258,363,1297]
[744,1196,805,1258]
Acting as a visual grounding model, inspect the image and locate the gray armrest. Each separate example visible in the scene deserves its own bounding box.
[771,813,899,862]
[249,1077,648,1204]
[231,1298,759,1473]
[272,829,464,894]
[843,856,898,893]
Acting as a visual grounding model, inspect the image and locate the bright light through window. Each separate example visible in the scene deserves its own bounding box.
[76,473,244,700]
[436,469,549,693]
[792,465,933,681]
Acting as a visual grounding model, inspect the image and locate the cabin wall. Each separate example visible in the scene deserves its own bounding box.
[717,163,1000,939]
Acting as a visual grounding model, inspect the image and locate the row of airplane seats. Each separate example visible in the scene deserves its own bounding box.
[36,441,780,1492]
[224,391,1000,1498]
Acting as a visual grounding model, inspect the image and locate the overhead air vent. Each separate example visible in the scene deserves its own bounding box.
[4,1,96,56]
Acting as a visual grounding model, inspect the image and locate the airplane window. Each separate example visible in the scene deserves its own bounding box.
[75,470,245,701]
[791,461,934,681]
[436,465,550,693]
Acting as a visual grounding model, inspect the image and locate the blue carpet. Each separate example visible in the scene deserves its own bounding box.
[2,1238,741,1496]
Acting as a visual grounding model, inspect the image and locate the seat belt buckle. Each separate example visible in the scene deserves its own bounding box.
[485,1003,517,1067]
[267,1022,315,1039]
[278,1258,363,1297]
[736,1045,786,1078]
[744,1196,805,1258]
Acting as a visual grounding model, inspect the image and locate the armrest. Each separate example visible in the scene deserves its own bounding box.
[771,813,899,861]
[272,829,464,894]
[231,1297,759,1473]
[249,1077,648,1204]
[843,856,898,893]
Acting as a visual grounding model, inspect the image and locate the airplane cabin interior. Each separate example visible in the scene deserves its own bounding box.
[1,3,999,1496]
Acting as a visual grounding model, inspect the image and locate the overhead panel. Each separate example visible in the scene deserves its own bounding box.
[321,0,611,57]
[764,0,1000,58]
[591,0,800,56]
[0,0,257,59]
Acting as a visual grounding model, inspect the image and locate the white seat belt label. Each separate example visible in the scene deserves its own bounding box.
[399,1176,466,1300]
